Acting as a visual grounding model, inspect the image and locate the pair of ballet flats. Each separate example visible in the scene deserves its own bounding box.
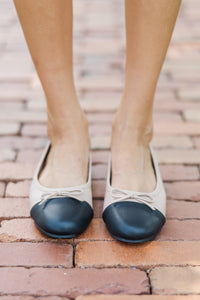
[29,140,166,243]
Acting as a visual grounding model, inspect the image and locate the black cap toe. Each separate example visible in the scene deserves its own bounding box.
[103,201,165,243]
[31,197,93,238]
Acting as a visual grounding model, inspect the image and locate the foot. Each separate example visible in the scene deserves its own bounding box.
[111,113,156,192]
[39,110,90,188]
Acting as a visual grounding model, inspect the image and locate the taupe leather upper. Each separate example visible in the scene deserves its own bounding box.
[103,143,166,217]
[29,140,93,209]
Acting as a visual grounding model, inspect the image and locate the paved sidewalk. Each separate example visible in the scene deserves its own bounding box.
[0,0,200,298]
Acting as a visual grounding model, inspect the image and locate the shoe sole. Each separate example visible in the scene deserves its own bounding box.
[108,227,163,244]
[34,222,81,239]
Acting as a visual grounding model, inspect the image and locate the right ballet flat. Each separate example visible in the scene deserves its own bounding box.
[29,140,93,238]
[102,143,166,243]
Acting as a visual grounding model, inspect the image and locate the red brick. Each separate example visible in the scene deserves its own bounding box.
[153,113,182,122]
[0,297,69,300]
[76,296,200,300]
[165,182,200,200]
[77,77,123,90]
[93,199,103,218]
[74,219,111,241]
[87,112,114,124]
[0,197,29,219]
[155,100,200,113]
[17,149,42,164]
[90,124,111,136]
[0,218,75,243]
[183,110,200,122]
[167,200,200,219]
[0,137,46,150]
[153,136,192,149]
[156,220,200,241]
[0,84,29,102]
[0,53,33,80]
[154,91,175,102]
[91,136,110,150]
[0,122,20,135]
[164,62,200,75]
[172,72,200,81]
[82,91,120,101]
[92,164,107,180]
[150,267,200,294]
[75,241,200,268]
[0,219,49,242]
[156,149,200,164]
[82,98,119,112]
[160,165,199,181]
[0,182,5,197]
[0,111,46,123]
[0,148,16,162]
[154,122,200,136]
[193,137,200,149]
[21,124,46,137]
[92,180,106,199]
[0,163,35,180]
[92,151,109,164]
[0,267,149,297]
[76,40,122,55]
[0,242,73,267]
[26,99,46,110]
[6,180,31,197]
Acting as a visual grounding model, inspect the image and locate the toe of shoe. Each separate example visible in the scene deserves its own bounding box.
[103,201,165,243]
[30,197,93,237]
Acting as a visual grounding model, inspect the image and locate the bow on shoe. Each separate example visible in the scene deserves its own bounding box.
[111,188,156,211]
[39,188,84,206]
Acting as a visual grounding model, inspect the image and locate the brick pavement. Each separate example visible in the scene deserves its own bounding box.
[0,0,200,298]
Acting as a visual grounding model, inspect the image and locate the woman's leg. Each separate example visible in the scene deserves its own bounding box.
[14,0,90,188]
[111,0,181,191]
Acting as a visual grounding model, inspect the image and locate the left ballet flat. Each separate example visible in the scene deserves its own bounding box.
[29,140,93,238]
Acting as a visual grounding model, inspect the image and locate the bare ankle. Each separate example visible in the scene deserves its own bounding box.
[112,111,153,146]
[47,109,90,145]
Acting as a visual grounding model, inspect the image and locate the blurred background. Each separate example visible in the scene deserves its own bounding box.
[0,0,200,297]
[0,0,200,164]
